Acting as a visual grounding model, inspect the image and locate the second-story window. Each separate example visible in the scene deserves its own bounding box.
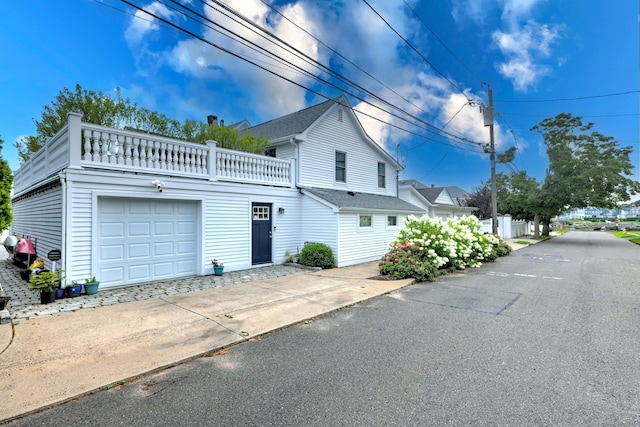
[265,147,276,158]
[378,162,386,188]
[336,151,346,182]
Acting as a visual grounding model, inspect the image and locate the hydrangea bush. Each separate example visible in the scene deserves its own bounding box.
[379,215,504,281]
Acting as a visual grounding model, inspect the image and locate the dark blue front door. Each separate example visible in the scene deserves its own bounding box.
[252,203,272,264]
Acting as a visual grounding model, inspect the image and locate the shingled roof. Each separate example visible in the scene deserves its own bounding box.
[303,187,423,213]
[246,96,345,140]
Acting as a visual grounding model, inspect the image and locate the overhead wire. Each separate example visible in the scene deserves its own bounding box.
[495,90,639,103]
[256,0,474,139]
[402,0,483,86]
[195,0,480,145]
[361,0,470,100]
[116,0,485,153]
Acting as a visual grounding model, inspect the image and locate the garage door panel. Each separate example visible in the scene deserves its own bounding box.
[176,240,195,255]
[177,221,196,234]
[129,243,151,258]
[154,241,174,256]
[100,245,124,261]
[98,198,198,288]
[177,260,196,274]
[128,222,151,236]
[154,221,174,235]
[100,222,125,238]
[129,201,152,215]
[128,264,151,280]
[101,267,125,282]
[153,262,175,276]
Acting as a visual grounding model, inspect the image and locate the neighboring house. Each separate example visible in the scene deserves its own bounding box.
[10,96,422,289]
[398,180,476,220]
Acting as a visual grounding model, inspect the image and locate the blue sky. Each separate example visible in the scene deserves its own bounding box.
[1,0,638,193]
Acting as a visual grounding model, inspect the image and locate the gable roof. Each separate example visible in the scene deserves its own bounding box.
[246,97,340,141]
[302,187,423,213]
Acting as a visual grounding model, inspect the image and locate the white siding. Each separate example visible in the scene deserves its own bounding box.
[63,169,300,283]
[298,107,398,196]
[398,187,432,217]
[300,196,337,260]
[11,182,63,270]
[276,143,296,159]
[337,212,400,267]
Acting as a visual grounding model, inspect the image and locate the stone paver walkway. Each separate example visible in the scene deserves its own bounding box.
[0,252,314,324]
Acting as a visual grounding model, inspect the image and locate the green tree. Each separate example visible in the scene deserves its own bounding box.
[15,84,269,161]
[463,181,492,219]
[184,120,269,155]
[0,136,13,230]
[533,113,639,232]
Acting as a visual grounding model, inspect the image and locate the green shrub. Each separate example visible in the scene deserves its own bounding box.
[379,242,437,282]
[495,242,512,257]
[299,243,335,269]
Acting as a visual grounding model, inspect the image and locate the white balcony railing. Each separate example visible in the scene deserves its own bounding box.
[12,113,294,194]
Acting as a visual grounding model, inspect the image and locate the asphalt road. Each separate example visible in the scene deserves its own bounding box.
[8,231,640,426]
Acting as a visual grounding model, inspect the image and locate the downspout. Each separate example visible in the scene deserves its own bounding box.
[59,171,67,284]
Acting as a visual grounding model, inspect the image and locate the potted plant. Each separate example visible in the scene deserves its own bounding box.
[84,276,100,295]
[29,270,64,304]
[212,259,224,276]
[65,280,83,298]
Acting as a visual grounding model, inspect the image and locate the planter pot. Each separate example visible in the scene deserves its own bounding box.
[55,289,65,299]
[213,266,224,276]
[65,285,82,298]
[0,296,10,310]
[84,281,100,295]
[40,291,56,304]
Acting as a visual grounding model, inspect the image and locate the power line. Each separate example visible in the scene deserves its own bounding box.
[495,90,640,103]
[256,0,473,139]
[116,0,485,154]
[361,0,470,99]
[498,112,639,118]
[402,0,483,85]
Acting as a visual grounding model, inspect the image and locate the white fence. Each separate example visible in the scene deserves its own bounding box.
[13,113,295,195]
[481,215,531,239]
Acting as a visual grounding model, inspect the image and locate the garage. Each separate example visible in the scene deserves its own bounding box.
[97,197,198,288]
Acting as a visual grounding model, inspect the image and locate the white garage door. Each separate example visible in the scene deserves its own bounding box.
[97,198,198,288]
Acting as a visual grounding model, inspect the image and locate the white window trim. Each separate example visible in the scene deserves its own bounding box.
[386,215,398,230]
[357,214,374,232]
[335,150,347,184]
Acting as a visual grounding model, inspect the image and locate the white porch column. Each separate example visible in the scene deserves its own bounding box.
[67,112,83,169]
[206,140,217,181]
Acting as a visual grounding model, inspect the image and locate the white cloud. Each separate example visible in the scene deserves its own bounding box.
[493,20,561,91]
[124,1,177,44]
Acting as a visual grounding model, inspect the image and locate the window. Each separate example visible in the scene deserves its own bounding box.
[338,109,343,122]
[359,215,372,227]
[253,206,270,220]
[378,162,386,188]
[387,216,397,227]
[335,151,346,182]
[265,147,276,158]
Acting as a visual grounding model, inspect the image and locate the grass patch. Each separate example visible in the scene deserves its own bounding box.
[612,231,636,238]
[514,240,531,245]
[629,237,640,245]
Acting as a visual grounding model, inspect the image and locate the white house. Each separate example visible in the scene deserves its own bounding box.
[398,180,476,220]
[10,96,423,289]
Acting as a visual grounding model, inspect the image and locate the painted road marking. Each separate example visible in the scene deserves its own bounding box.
[487,271,563,280]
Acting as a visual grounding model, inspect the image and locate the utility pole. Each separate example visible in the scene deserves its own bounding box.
[483,85,498,235]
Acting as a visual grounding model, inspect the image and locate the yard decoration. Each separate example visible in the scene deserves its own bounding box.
[212,259,224,276]
[65,281,83,298]
[29,270,65,304]
[84,276,100,295]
